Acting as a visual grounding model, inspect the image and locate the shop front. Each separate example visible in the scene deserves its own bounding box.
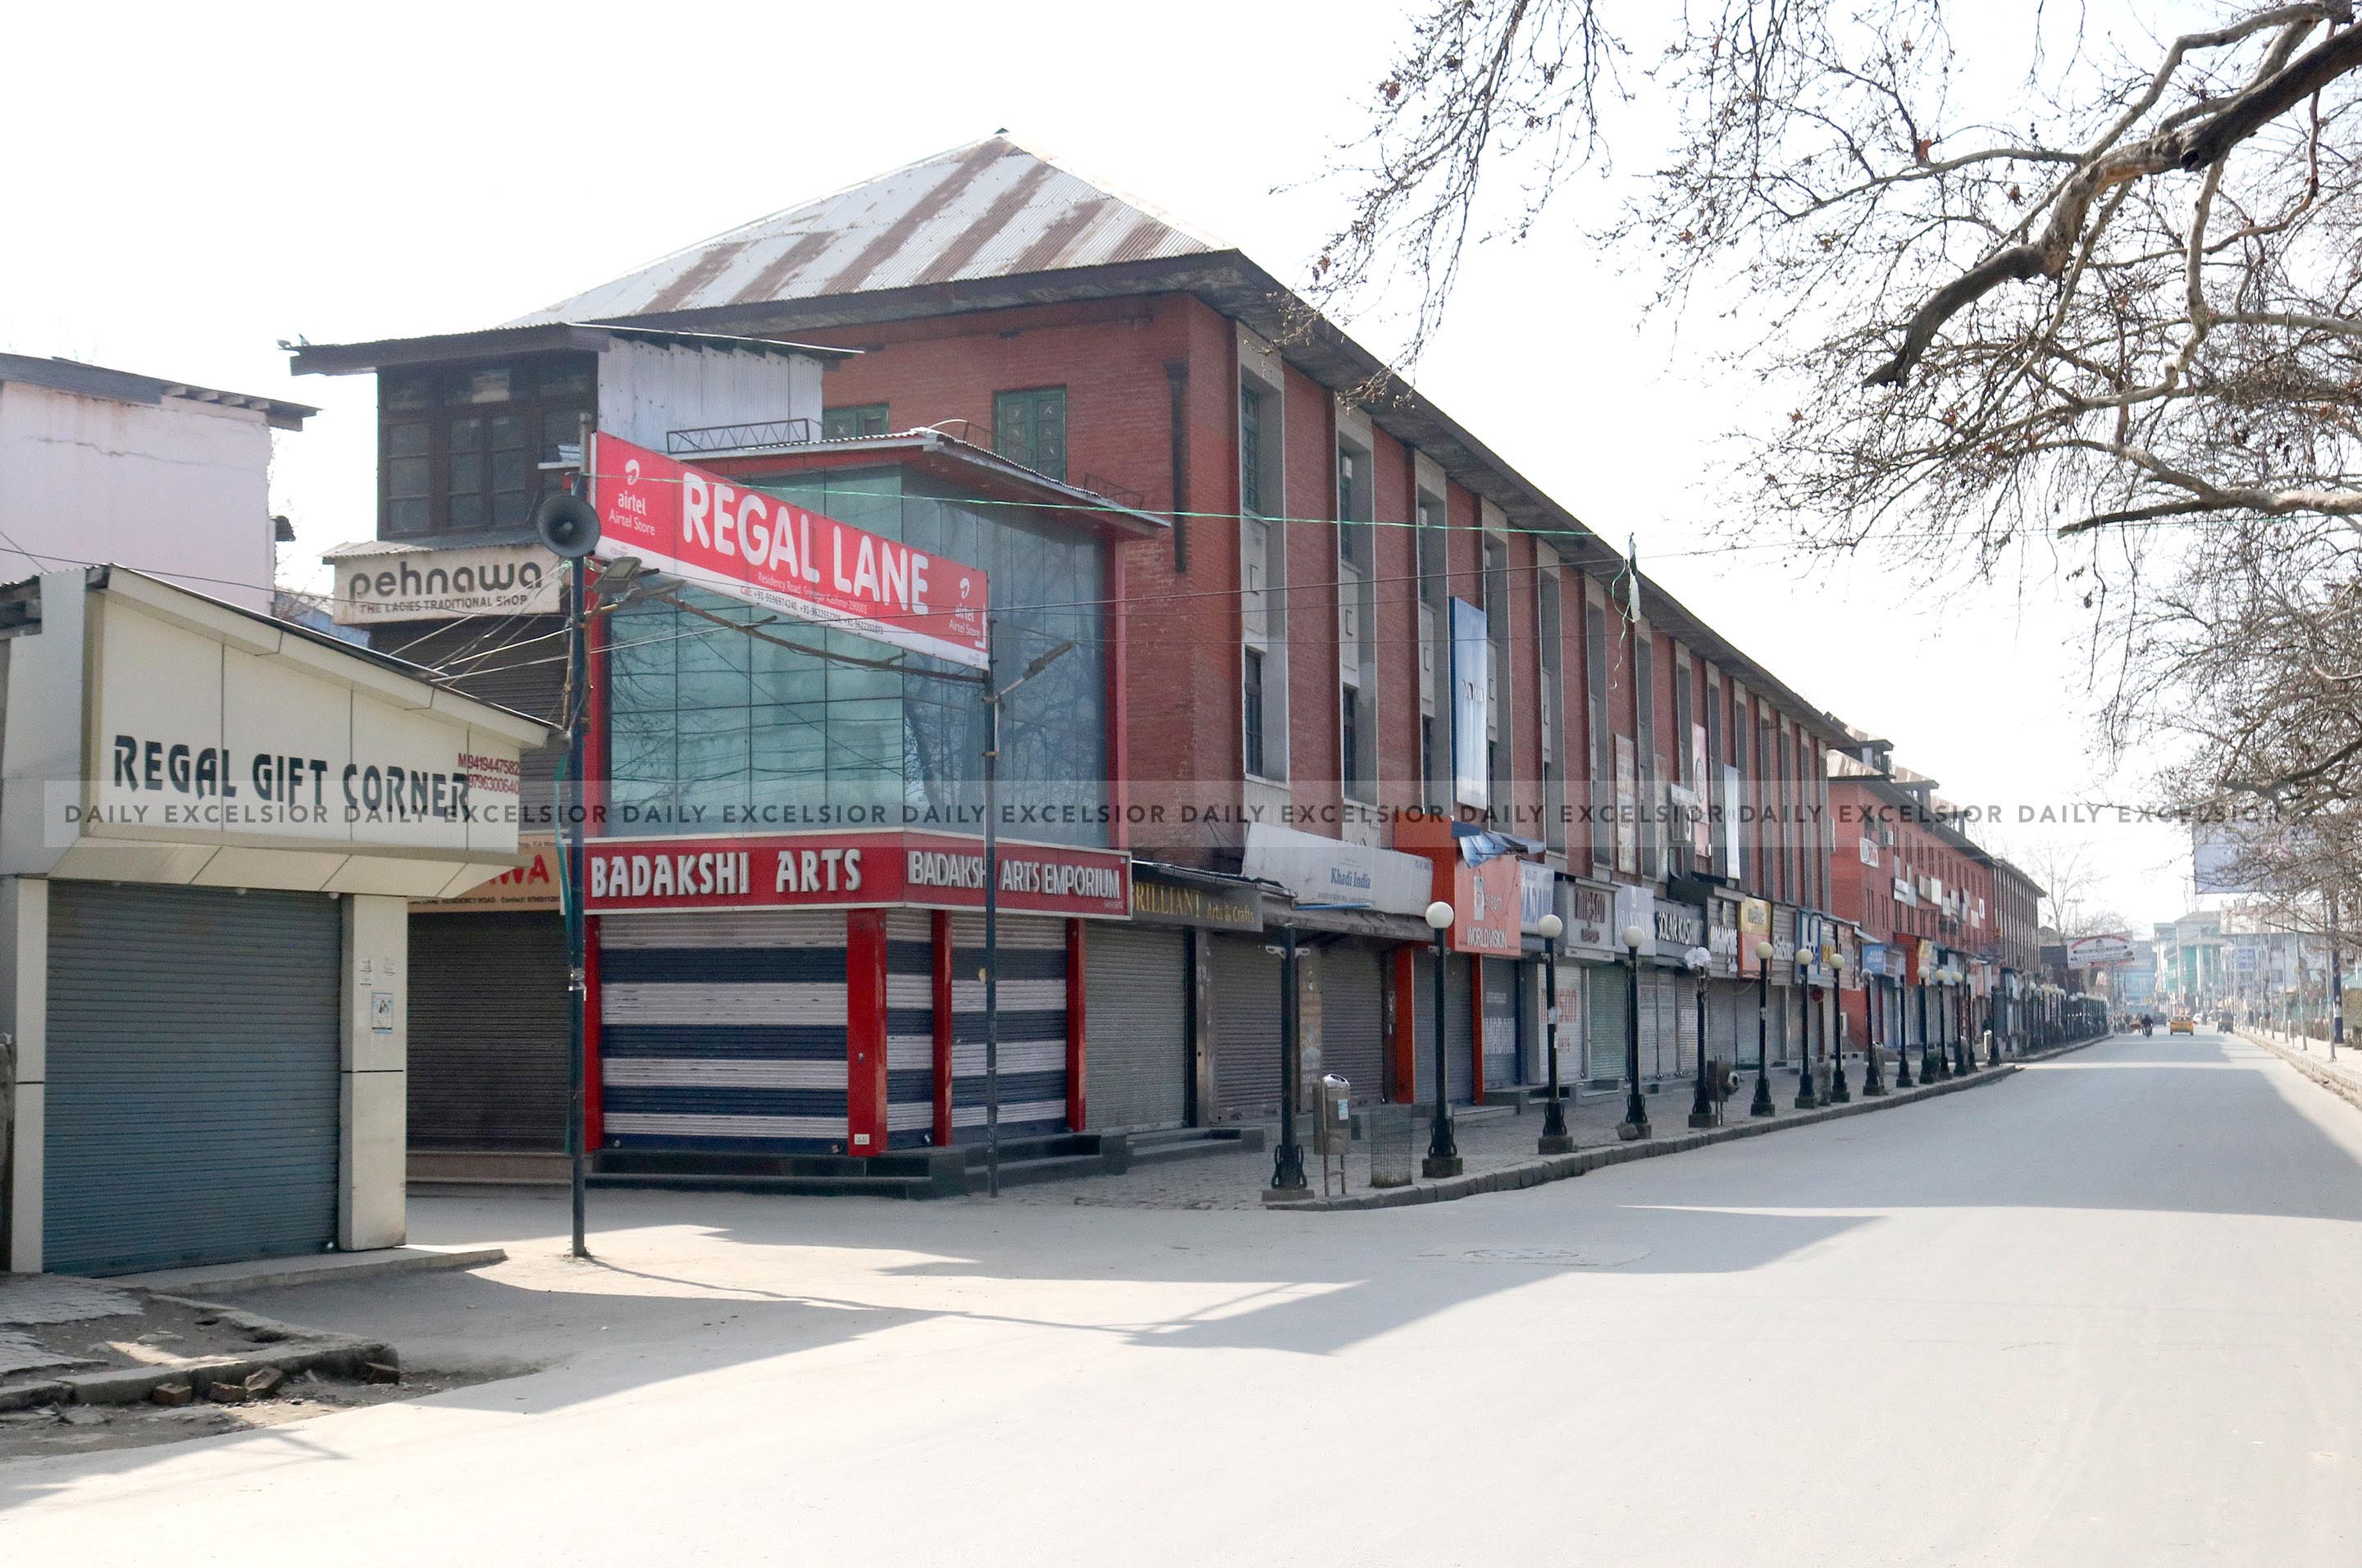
[1088,863,1268,1133]
[581,832,1129,1156]
[1388,816,1533,1108]
[1238,822,1431,1114]
[1556,876,1619,1090]
[1,568,542,1274]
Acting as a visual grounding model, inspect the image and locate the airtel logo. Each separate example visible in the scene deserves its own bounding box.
[625,458,643,486]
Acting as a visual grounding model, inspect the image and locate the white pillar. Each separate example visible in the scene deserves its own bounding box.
[1,877,48,1272]
[339,894,408,1252]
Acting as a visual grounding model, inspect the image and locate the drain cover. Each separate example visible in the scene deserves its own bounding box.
[1433,1244,1651,1267]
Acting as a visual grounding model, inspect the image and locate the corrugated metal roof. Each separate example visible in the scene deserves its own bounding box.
[508,137,1224,326]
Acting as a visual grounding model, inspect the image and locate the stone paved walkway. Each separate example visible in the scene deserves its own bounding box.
[976,1047,2013,1210]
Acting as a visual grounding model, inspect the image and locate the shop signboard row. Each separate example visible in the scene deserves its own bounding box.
[582,831,1130,918]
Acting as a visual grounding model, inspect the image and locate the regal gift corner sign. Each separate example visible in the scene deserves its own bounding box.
[592,434,989,670]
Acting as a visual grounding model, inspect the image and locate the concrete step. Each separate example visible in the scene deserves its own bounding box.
[962,1153,1109,1192]
[586,1171,939,1200]
[1124,1130,1252,1168]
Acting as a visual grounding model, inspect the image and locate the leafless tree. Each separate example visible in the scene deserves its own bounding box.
[1321,0,2362,871]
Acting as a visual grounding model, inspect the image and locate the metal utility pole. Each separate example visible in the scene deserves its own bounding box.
[2330,891,2344,1062]
[978,626,1075,1198]
[1267,923,1306,1197]
[563,550,589,1260]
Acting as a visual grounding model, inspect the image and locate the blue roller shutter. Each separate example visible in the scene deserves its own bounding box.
[43,882,340,1277]
[950,912,1068,1141]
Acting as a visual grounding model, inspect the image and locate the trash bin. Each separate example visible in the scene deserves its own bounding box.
[1366,1102,1414,1188]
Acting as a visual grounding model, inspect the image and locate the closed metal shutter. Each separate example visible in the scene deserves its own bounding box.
[1481,957,1519,1089]
[1708,981,1749,1071]
[408,911,567,1151]
[1672,974,1701,1076]
[599,909,849,1151]
[884,911,934,1146]
[1538,959,1582,1085]
[1635,971,1667,1078]
[1409,950,1476,1104]
[1211,934,1282,1120]
[1318,945,1384,1105]
[44,882,340,1276]
[1084,924,1187,1132]
[1586,963,1629,1084]
[950,913,1067,1140]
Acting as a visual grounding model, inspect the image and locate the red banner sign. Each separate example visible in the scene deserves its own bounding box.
[583,832,1130,919]
[590,434,990,669]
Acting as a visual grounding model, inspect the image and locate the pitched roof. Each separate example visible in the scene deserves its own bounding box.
[508,137,1224,326]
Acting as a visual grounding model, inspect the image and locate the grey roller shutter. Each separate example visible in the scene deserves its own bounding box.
[1210,934,1283,1121]
[1586,964,1629,1084]
[1317,945,1384,1106]
[1084,925,1188,1132]
[1480,957,1518,1090]
[1444,955,1474,1102]
[1412,950,1439,1103]
[1708,981,1748,1072]
[408,911,567,1151]
[599,909,850,1151]
[949,913,1067,1141]
[44,882,340,1277]
[1673,974,1700,1077]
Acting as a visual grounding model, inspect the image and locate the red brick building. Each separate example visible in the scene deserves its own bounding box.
[297,137,1884,1178]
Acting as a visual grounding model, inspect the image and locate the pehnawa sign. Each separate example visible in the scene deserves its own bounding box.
[590,433,989,669]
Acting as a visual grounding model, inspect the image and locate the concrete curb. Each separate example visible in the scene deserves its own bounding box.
[2238,1029,2362,1114]
[112,1245,508,1297]
[1270,1034,2117,1213]
[0,1296,395,1412]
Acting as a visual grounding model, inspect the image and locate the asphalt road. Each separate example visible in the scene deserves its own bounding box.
[6,1030,2359,1566]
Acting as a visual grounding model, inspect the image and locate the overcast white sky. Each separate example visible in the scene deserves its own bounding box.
[0,0,2200,927]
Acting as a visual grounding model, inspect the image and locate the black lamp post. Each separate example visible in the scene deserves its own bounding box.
[1688,945,1716,1128]
[1793,952,1820,1111]
[1620,923,1653,1140]
[1826,953,1851,1102]
[1422,900,1461,1178]
[1891,973,1913,1089]
[1950,969,1972,1076]
[1917,975,1938,1084]
[1265,923,1307,1201]
[1537,914,1573,1155]
[1862,966,1887,1096]
[1749,938,1776,1117]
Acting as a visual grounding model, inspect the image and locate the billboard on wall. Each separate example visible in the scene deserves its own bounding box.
[591,433,989,669]
[2067,933,2136,967]
[1449,598,1489,809]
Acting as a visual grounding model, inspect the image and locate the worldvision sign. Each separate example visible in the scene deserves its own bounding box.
[584,832,1130,919]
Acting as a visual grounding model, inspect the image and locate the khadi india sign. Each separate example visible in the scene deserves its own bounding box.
[591,434,989,669]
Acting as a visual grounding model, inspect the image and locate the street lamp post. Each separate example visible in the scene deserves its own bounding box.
[1422,901,1461,1178]
[1620,923,1653,1140]
[1537,914,1574,1155]
[1826,953,1851,1102]
[1793,952,1820,1110]
[1918,975,1939,1084]
[1950,969,1972,1075]
[1265,923,1307,1201]
[1892,974,1913,1089]
[1688,945,1716,1128]
[1749,939,1776,1117]
[1863,966,1888,1096]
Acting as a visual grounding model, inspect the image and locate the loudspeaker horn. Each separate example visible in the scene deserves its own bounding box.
[533,489,602,559]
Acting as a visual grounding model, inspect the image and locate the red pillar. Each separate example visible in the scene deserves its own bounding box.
[1066,918,1088,1132]
[846,909,889,1157]
[930,910,954,1147]
[1391,946,1418,1103]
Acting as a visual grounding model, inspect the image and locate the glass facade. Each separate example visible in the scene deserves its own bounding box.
[602,465,1110,847]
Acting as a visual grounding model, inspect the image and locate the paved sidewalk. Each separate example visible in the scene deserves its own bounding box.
[984,1048,2027,1210]
[2239,1027,2362,1110]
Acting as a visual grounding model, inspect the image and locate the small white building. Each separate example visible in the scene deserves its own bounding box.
[0,353,312,614]
[0,567,547,1274]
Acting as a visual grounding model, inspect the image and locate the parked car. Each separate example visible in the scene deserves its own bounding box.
[2169,1015,2196,1035]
